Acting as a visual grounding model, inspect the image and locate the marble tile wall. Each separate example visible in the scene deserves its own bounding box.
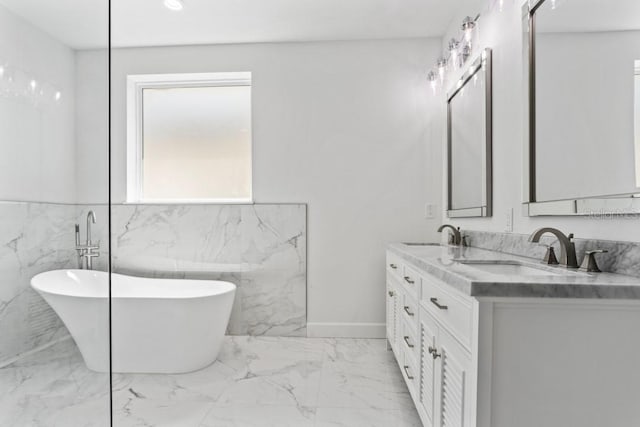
[463,230,640,278]
[110,204,307,337]
[1,201,306,367]
[0,202,77,365]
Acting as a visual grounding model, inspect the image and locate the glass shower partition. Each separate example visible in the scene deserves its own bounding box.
[0,1,111,426]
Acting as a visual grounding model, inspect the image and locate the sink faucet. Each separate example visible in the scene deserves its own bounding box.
[528,227,579,268]
[75,210,100,270]
[437,224,463,246]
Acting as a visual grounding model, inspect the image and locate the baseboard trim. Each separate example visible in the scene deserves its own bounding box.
[306,322,386,338]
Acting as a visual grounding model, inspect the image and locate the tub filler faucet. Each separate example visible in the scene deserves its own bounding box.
[75,210,100,270]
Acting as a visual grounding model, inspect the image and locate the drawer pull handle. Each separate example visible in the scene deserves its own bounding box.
[403,336,414,348]
[388,290,394,297]
[389,263,398,269]
[403,306,415,316]
[404,276,415,284]
[403,365,414,380]
[430,297,448,310]
[428,346,441,359]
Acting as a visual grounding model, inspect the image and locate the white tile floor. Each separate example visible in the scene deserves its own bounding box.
[0,336,422,426]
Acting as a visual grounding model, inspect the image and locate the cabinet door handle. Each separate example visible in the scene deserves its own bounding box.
[404,276,415,284]
[388,290,394,297]
[403,306,415,316]
[430,297,448,310]
[428,346,441,359]
[403,336,414,348]
[403,365,414,380]
[389,263,398,269]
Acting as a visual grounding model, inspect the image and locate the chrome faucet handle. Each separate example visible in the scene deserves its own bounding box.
[579,250,608,273]
[538,244,559,265]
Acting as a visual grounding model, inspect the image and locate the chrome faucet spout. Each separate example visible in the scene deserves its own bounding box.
[86,211,96,245]
[437,224,462,246]
[528,227,579,268]
[75,211,99,270]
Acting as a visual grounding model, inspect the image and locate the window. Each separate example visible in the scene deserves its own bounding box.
[126,72,252,203]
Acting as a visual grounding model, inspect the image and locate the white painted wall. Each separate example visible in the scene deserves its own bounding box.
[91,39,443,334]
[75,49,109,204]
[440,0,640,243]
[0,4,76,203]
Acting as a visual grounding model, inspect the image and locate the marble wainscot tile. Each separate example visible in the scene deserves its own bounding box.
[463,230,640,278]
[110,204,307,336]
[0,201,78,365]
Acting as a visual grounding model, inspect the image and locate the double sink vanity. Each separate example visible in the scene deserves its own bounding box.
[386,228,640,427]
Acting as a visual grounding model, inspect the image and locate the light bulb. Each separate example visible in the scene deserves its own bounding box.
[55,91,62,102]
[437,58,447,83]
[448,39,460,70]
[30,80,37,91]
[462,17,476,43]
[0,66,4,79]
[164,0,184,11]
[427,70,438,94]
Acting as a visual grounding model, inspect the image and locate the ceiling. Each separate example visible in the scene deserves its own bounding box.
[536,0,640,33]
[0,0,481,50]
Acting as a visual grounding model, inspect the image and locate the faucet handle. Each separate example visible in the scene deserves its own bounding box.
[579,249,608,273]
[538,244,559,265]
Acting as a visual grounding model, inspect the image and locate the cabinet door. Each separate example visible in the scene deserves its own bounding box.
[386,281,398,348]
[419,311,439,427]
[438,328,472,427]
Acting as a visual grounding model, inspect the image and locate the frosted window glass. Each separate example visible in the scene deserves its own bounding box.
[141,85,251,201]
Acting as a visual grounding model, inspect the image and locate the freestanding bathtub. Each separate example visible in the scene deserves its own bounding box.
[30,270,236,374]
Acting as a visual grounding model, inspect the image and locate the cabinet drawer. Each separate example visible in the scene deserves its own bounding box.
[401,316,420,362]
[401,264,421,299]
[421,274,473,349]
[386,253,403,280]
[401,348,420,397]
[401,292,419,334]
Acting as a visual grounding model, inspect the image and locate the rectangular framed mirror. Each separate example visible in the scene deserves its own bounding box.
[524,0,640,216]
[447,48,493,218]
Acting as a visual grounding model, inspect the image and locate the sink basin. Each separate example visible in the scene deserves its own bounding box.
[402,242,441,246]
[458,260,565,277]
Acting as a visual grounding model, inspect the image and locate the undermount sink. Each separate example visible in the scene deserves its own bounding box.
[458,260,567,277]
[402,242,441,246]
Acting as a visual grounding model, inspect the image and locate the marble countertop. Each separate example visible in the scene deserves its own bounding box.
[388,243,640,299]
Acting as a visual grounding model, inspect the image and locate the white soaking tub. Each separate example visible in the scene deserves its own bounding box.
[31,269,236,374]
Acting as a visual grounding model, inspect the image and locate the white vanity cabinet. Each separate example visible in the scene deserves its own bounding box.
[387,248,640,427]
[387,252,475,427]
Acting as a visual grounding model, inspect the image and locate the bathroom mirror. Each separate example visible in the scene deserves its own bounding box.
[447,48,493,218]
[524,0,640,216]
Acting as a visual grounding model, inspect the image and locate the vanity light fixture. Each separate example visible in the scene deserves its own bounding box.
[164,0,184,11]
[426,14,480,95]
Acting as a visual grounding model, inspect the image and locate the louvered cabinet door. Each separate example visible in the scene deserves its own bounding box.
[386,281,398,348]
[438,329,472,427]
[419,311,439,427]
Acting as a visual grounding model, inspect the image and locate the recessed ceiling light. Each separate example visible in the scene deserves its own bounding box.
[164,0,184,11]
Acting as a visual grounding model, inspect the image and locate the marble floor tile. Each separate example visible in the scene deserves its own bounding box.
[200,405,316,427]
[314,407,423,427]
[2,336,422,427]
